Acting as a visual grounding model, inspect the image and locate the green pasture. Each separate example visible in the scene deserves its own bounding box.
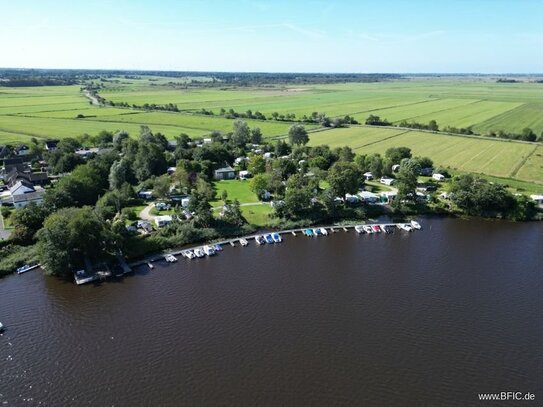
[309,126,542,184]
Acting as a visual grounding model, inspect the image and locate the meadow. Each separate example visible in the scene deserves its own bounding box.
[0,76,542,188]
[308,126,542,185]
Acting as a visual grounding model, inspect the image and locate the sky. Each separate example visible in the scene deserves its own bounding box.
[1,0,542,73]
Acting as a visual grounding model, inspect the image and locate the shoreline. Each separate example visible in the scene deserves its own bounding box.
[128,221,418,269]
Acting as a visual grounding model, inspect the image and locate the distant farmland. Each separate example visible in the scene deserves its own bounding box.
[308,126,542,185]
[0,77,542,186]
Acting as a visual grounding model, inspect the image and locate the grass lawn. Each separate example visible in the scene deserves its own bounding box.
[241,204,275,226]
[211,180,259,205]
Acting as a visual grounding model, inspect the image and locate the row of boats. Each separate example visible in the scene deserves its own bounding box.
[354,220,421,234]
[254,233,282,244]
[158,221,422,265]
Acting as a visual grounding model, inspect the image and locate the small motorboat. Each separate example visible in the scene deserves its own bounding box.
[214,244,223,251]
[147,262,154,269]
[255,235,265,244]
[272,233,282,243]
[363,225,373,234]
[17,264,32,274]
[240,238,249,246]
[305,229,313,236]
[320,227,328,236]
[265,234,274,244]
[313,228,321,236]
[410,220,422,230]
[203,245,216,256]
[382,225,394,234]
[0,322,4,333]
[194,248,205,258]
[372,225,381,233]
[354,225,364,234]
[399,223,413,232]
[184,250,196,259]
[165,254,178,263]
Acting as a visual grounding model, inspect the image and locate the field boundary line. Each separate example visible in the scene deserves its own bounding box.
[509,144,538,178]
[350,130,412,150]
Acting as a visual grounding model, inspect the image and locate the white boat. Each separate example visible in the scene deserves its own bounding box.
[272,233,282,243]
[399,223,412,232]
[320,227,328,236]
[203,245,216,256]
[147,262,154,269]
[17,264,32,274]
[0,322,4,333]
[165,254,178,263]
[194,248,205,258]
[363,225,373,234]
[410,220,422,230]
[240,238,249,246]
[184,250,196,259]
[354,225,364,234]
[255,235,265,245]
[313,228,321,236]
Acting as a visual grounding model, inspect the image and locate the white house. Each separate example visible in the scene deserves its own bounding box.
[432,173,445,181]
[155,215,173,228]
[363,172,373,181]
[381,191,397,204]
[380,177,395,186]
[530,195,543,208]
[8,180,45,209]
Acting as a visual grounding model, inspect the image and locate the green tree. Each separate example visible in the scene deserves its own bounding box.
[231,119,251,146]
[250,127,263,144]
[37,207,115,278]
[393,158,421,210]
[188,190,213,227]
[222,199,246,226]
[247,154,266,175]
[113,130,129,151]
[153,174,171,199]
[109,158,133,190]
[428,120,439,131]
[288,124,309,146]
[327,161,361,199]
[10,203,49,245]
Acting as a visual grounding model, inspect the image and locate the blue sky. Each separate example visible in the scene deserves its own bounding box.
[1,0,542,73]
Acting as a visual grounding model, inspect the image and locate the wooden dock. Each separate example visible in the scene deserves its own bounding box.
[128,222,420,269]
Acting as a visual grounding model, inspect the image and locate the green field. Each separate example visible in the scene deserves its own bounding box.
[309,126,542,184]
[0,77,542,189]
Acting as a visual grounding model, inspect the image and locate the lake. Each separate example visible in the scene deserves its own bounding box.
[1,218,542,406]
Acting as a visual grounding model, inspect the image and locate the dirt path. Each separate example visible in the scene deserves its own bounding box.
[139,203,156,221]
[83,90,101,106]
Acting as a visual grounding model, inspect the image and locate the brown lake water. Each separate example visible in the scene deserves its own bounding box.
[0,217,542,406]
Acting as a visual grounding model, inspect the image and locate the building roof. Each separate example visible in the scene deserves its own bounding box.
[530,194,543,200]
[215,164,235,172]
[12,190,45,204]
[9,180,35,196]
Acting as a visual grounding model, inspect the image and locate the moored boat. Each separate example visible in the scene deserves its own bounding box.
[313,228,321,236]
[272,233,282,243]
[305,229,313,236]
[165,254,178,262]
[399,223,412,232]
[265,234,274,244]
[320,227,328,236]
[372,225,381,233]
[255,235,265,244]
[410,220,422,230]
[354,225,364,234]
[0,322,4,333]
[363,225,373,234]
[214,244,223,251]
[184,250,196,259]
[194,248,205,258]
[17,264,32,274]
[203,245,216,256]
[240,238,249,246]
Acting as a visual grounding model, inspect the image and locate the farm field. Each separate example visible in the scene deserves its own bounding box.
[0,77,542,187]
[308,126,542,184]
